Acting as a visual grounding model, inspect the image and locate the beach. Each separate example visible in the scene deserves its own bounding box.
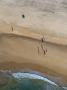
[0,0,67,87]
[0,22,67,86]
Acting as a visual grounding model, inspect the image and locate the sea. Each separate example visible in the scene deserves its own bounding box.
[0,71,67,90]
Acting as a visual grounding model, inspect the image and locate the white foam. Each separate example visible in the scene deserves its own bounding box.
[12,72,57,86]
[63,87,67,90]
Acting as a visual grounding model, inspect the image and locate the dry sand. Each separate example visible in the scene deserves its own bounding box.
[0,22,67,86]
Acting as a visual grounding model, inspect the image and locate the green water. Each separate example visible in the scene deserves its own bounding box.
[0,77,66,90]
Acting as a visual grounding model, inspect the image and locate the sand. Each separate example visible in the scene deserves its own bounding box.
[0,22,67,86]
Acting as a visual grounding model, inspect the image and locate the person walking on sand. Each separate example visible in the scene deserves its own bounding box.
[11,25,13,32]
[41,36,47,55]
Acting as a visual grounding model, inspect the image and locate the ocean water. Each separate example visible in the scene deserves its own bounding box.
[0,71,67,90]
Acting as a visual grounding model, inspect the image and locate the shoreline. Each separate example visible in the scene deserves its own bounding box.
[0,61,67,86]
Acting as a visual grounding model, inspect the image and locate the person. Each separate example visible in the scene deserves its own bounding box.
[41,36,47,55]
[22,14,25,18]
[11,25,13,32]
[11,26,13,32]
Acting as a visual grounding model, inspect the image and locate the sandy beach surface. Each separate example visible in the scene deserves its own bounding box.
[0,0,67,87]
[0,22,67,86]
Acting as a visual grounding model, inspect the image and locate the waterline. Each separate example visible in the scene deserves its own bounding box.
[12,72,57,86]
